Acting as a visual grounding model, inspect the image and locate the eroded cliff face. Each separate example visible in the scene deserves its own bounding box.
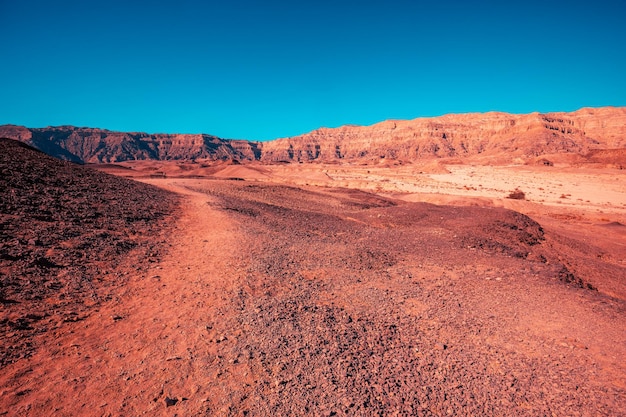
[1,107,624,164]
[260,107,626,163]
[0,125,261,163]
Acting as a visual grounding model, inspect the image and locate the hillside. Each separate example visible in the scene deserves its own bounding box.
[261,107,626,163]
[0,125,261,163]
[0,138,178,366]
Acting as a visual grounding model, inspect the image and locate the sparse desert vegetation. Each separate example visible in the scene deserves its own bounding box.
[507,188,526,200]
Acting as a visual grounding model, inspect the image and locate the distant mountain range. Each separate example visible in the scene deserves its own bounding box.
[1,107,625,164]
[0,125,261,164]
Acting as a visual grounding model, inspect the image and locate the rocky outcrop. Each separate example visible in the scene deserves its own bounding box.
[261,107,626,163]
[1,107,624,164]
[0,125,261,164]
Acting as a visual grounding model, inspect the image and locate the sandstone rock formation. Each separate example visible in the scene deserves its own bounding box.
[1,107,624,164]
[0,125,261,164]
[261,107,626,163]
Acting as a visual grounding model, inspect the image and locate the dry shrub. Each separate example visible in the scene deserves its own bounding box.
[507,189,526,200]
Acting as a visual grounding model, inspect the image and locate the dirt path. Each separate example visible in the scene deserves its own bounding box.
[2,178,625,416]
[1,180,243,416]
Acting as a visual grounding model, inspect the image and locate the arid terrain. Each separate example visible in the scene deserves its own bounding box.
[1,109,625,416]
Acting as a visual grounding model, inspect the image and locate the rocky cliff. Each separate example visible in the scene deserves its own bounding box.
[0,125,261,163]
[261,107,626,163]
[1,107,624,164]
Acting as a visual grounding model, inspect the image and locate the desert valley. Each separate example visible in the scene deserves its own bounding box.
[1,107,625,416]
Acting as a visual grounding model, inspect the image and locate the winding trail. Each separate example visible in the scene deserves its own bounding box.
[1,180,243,416]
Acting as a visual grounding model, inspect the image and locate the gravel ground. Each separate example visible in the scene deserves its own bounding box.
[1,141,624,415]
[0,139,179,366]
[184,180,626,416]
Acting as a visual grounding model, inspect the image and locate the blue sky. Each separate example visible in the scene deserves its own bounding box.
[1,0,625,141]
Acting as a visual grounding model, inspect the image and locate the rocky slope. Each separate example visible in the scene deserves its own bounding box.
[1,107,624,164]
[0,138,178,366]
[0,125,261,164]
[261,107,626,163]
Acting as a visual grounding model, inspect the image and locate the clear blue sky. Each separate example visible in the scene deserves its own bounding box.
[1,0,625,141]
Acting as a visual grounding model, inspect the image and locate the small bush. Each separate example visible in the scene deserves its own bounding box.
[507,189,526,200]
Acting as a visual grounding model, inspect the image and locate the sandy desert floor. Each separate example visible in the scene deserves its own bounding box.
[2,159,625,416]
[99,159,626,219]
[100,159,626,296]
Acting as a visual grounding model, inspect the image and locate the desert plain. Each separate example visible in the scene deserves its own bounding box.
[1,110,626,416]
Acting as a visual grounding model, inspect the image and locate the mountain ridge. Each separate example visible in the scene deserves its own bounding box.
[261,107,626,163]
[1,106,625,164]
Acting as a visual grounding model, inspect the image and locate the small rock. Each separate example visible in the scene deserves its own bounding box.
[112,314,123,321]
[165,397,178,407]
